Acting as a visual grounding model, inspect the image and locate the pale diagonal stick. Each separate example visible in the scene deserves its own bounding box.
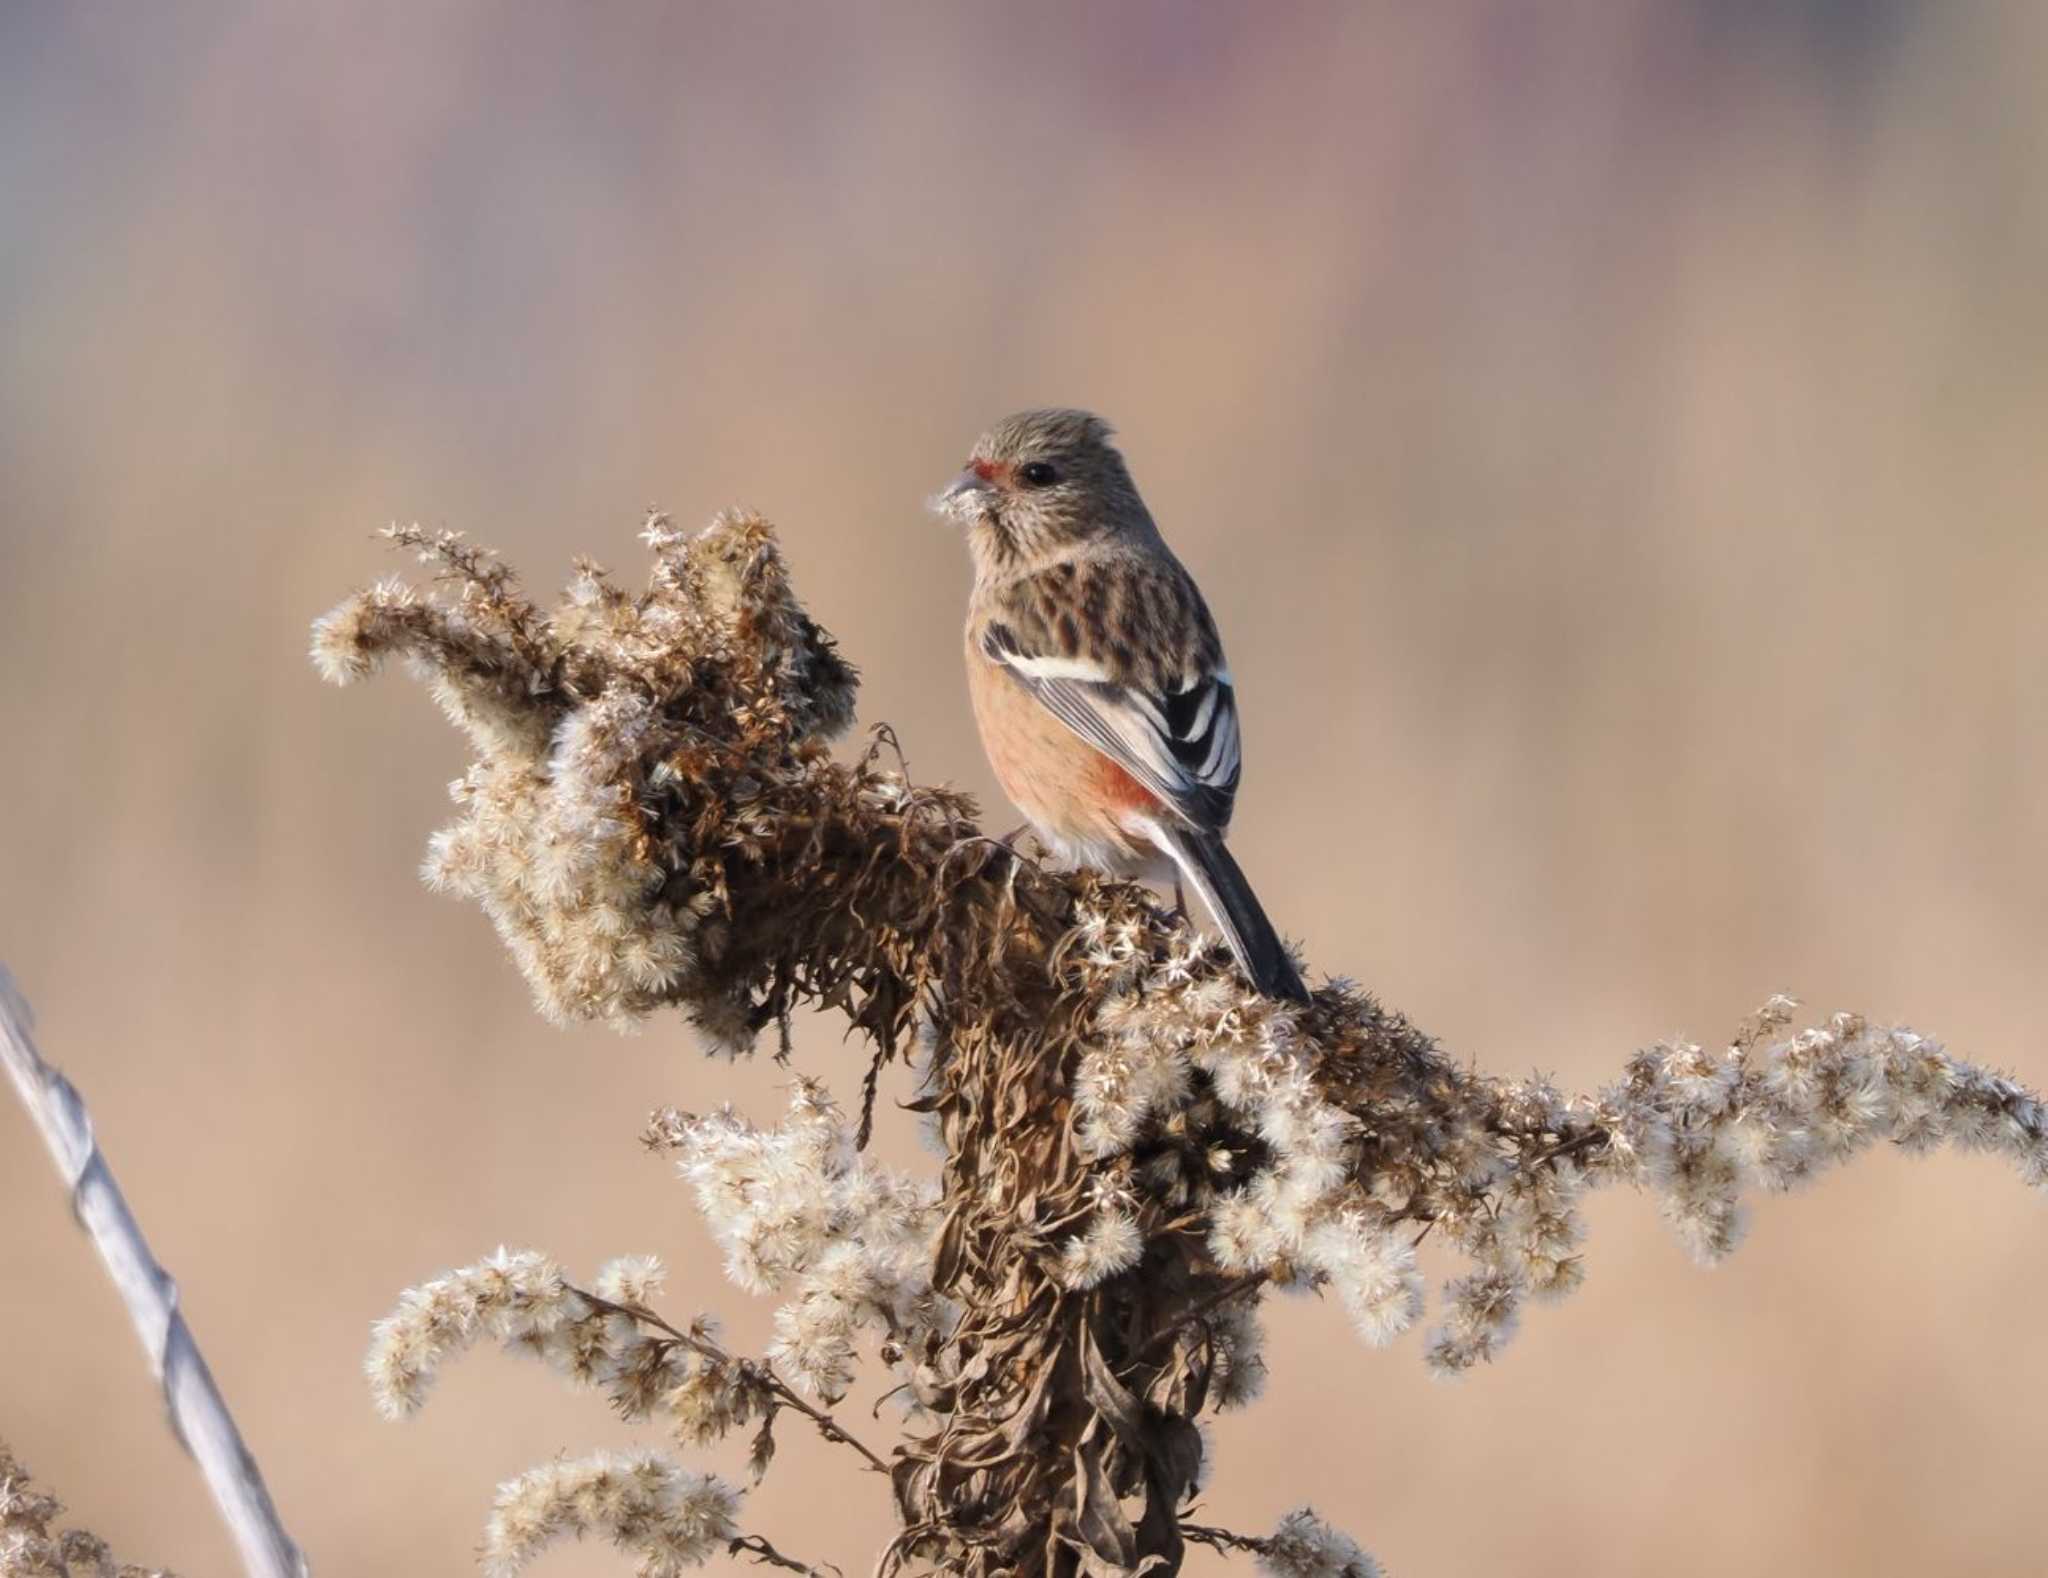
[0,966,308,1578]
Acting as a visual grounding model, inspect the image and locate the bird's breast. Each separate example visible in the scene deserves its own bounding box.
[964,642,1156,870]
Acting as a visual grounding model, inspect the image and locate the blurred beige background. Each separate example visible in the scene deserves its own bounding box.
[3,4,2045,1574]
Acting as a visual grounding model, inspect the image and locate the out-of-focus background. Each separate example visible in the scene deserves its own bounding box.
[3,4,2045,1574]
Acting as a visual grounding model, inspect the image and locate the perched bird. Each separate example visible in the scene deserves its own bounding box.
[935,408,1309,1003]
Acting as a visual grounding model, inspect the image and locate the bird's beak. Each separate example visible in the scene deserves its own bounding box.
[931,467,996,521]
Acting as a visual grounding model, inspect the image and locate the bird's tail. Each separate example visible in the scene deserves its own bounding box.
[1155,827,1310,1004]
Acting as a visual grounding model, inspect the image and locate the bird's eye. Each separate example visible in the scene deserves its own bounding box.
[1018,461,1059,487]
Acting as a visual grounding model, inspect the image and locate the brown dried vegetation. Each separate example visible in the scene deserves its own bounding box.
[316,515,2048,1578]
[0,1441,175,1578]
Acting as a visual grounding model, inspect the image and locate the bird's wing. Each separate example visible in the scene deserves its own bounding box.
[982,559,1240,834]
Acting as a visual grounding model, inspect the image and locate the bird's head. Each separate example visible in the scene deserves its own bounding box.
[933,408,1152,567]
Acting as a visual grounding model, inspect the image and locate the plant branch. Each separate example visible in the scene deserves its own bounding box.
[1180,1522,1267,1558]
[572,1286,894,1475]
[1139,1273,1268,1362]
[731,1531,844,1578]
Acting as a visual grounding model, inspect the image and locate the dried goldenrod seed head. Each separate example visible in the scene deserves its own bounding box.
[328,517,2047,1578]
[482,1451,740,1578]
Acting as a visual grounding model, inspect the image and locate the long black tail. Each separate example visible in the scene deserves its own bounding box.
[1157,828,1310,1003]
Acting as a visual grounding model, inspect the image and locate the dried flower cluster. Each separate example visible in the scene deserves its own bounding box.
[647,1078,944,1405]
[0,1441,173,1578]
[311,515,856,1033]
[322,515,2047,1578]
[482,1452,739,1578]
[365,1245,856,1576]
[366,1246,681,1424]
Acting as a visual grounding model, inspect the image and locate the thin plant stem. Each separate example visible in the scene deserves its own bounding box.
[0,966,308,1578]
[573,1286,894,1475]
[730,1531,844,1578]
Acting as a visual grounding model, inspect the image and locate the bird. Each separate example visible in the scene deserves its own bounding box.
[934,407,1310,1004]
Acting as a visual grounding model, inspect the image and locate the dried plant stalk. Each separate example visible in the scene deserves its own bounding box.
[0,970,308,1578]
[317,514,2048,1578]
